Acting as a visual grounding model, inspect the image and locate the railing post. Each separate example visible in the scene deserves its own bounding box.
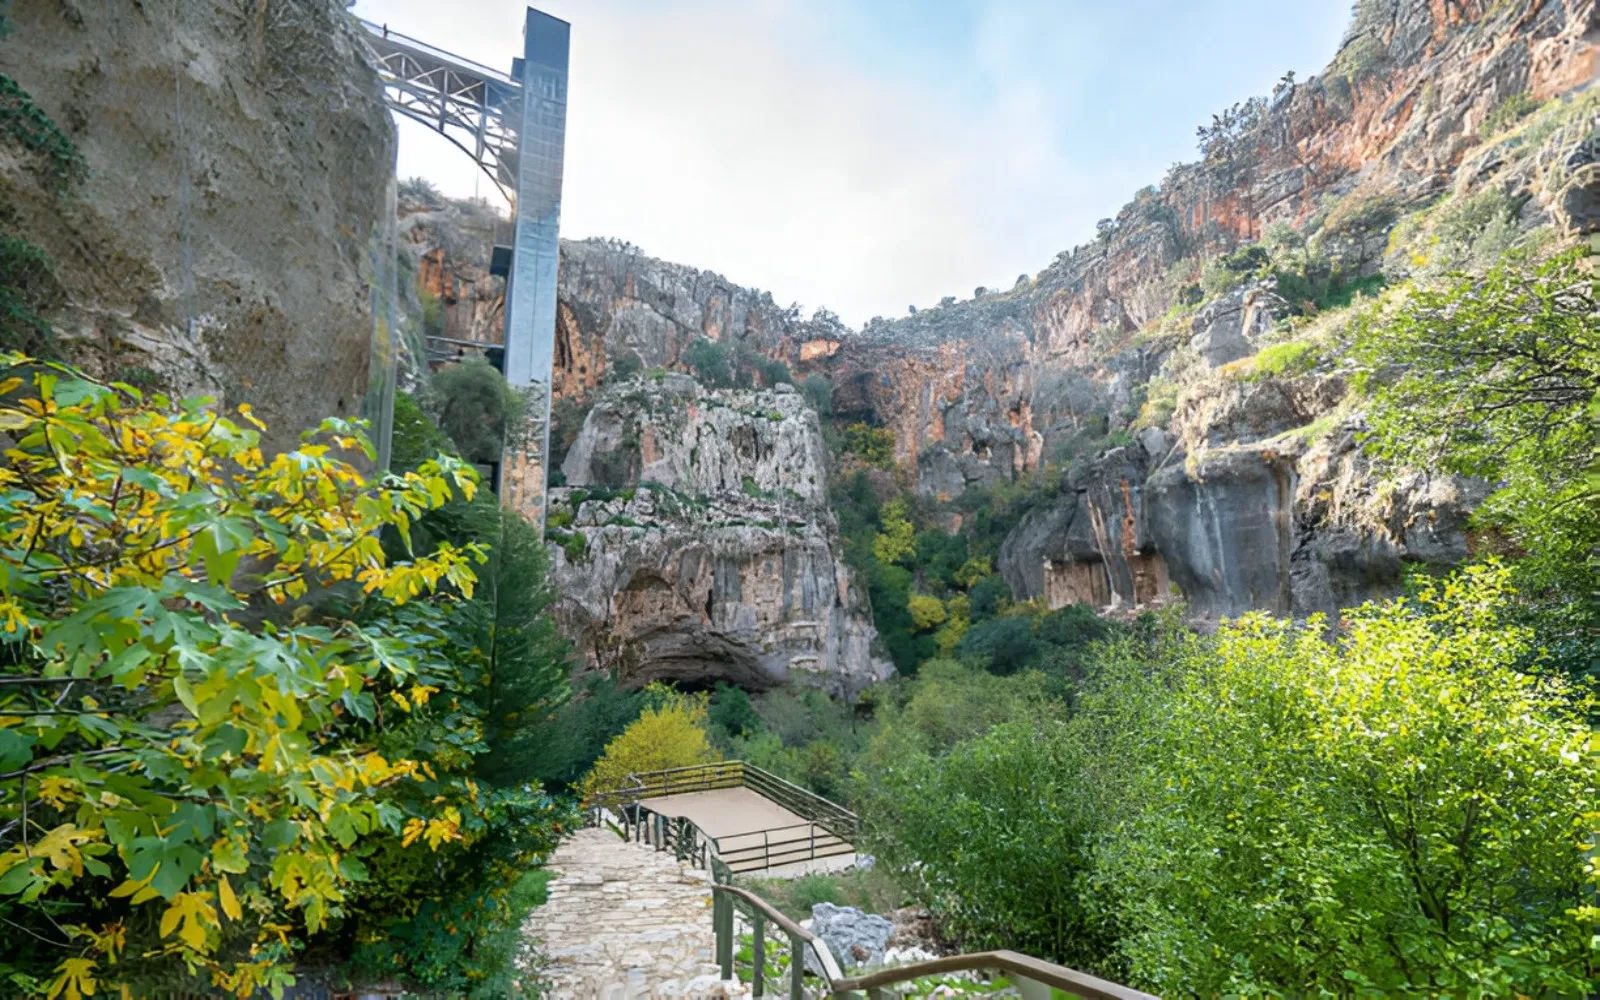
[716,892,733,980]
[1012,975,1051,1000]
[751,912,765,997]
[788,933,805,1000]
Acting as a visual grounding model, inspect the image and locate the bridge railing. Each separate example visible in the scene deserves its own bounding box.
[710,881,1161,1000]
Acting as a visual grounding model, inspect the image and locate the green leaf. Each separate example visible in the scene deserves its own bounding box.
[0,729,33,771]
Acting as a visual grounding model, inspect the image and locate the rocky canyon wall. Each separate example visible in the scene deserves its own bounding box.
[402,0,1600,659]
[547,375,890,697]
[1,0,395,451]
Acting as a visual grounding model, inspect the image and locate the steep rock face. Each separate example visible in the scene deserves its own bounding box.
[547,378,889,696]
[562,374,829,504]
[1,0,395,450]
[399,1,1597,631]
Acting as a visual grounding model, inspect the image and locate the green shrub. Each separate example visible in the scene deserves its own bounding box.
[1479,91,1539,138]
[419,287,446,338]
[843,422,897,470]
[1097,567,1597,996]
[799,374,834,414]
[685,337,733,387]
[756,356,792,387]
[1134,377,1179,429]
[426,355,527,465]
[862,720,1110,968]
[607,354,643,382]
[561,530,588,563]
[1250,339,1319,378]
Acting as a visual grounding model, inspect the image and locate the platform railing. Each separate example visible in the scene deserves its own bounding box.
[710,881,1161,1000]
[584,760,860,841]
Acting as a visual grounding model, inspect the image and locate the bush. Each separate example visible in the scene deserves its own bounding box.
[957,616,1038,672]
[862,721,1109,968]
[907,593,947,630]
[579,690,720,798]
[427,355,527,465]
[756,356,792,387]
[843,422,897,470]
[708,683,764,743]
[1098,567,1598,996]
[1479,91,1538,138]
[799,374,834,415]
[1250,339,1319,377]
[1134,377,1178,429]
[685,337,733,387]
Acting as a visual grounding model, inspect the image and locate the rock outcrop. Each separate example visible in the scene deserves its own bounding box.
[547,377,889,696]
[1,0,396,450]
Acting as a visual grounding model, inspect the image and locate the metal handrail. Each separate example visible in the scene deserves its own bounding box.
[707,885,1160,999]
[356,18,518,85]
[833,951,1160,999]
[711,883,845,998]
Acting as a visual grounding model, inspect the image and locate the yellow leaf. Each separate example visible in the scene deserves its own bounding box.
[218,875,241,921]
[47,957,96,1000]
[159,891,217,951]
[400,818,425,848]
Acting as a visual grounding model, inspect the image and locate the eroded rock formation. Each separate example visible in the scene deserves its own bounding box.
[547,377,889,696]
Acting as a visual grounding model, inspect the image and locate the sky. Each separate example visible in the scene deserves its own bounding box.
[351,0,1352,326]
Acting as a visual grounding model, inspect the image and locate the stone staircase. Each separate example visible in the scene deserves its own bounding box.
[523,828,749,999]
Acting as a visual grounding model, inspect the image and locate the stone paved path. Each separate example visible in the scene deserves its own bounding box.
[523,828,749,999]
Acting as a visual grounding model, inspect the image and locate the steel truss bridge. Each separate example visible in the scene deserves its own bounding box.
[359,9,568,531]
[359,19,521,204]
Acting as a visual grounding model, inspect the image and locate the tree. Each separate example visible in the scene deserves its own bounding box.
[0,354,484,997]
[578,688,719,798]
[1098,565,1598,996]
[1355,249,1599,672]
[684,338,733,388]
[871,498,916,566]
[861,720,1109,969]
[426,355,526,466]
[906,593,946,631]
[843,423,896,470]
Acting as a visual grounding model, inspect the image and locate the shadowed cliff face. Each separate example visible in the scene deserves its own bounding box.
[1,0,395,451]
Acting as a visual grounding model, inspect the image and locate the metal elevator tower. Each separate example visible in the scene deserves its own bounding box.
[361,8,570,531]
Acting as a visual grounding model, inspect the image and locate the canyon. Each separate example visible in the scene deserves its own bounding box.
[10,0,1599,692]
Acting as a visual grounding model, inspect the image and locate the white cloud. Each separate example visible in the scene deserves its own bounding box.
[354,0,1343,325]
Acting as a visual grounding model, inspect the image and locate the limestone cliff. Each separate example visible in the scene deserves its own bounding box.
[1,0,395,450]
[547,375,889,696]
[405,0,1598,640]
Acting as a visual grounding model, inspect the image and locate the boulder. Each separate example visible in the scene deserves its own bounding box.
[810,903,893,972]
